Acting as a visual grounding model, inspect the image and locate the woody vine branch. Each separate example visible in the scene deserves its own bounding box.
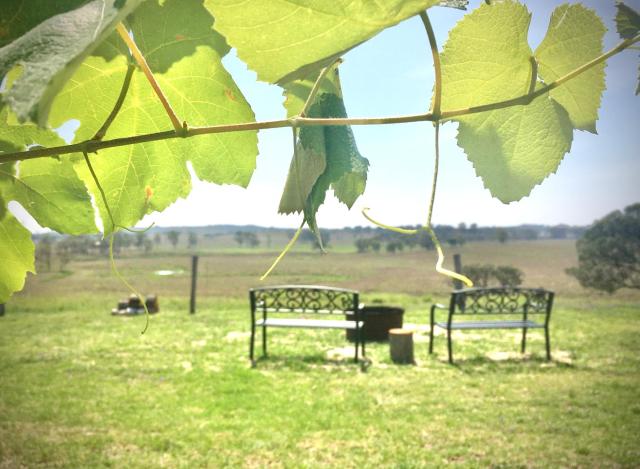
[1,31,638,165]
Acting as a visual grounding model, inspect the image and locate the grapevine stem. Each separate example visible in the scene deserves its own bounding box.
[116,23,183,132]
[442,33,640,120]
[1,33,638,164]
[420,12,473,286]
[423,124,473,287]
[260,219,305,280]
[83,151,151,333]
[420,11,441,117]
[426,123,439,228]
[299,58,342,117]
[361,208,417,234]
[92,63,135,141]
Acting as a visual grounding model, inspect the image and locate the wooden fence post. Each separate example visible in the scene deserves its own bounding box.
[190,255,198,314]
[453,253,463,290]
[0,304,4,316]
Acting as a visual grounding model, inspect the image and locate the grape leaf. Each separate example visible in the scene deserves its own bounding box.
[615,2,640,39]
[535,4,606,133]
[332,157,368,209]
[456,85,573,202]
[0,0,88,48]
[282,65,341,118]
[205,0,440,84]
[0,210,35,303]
[278,127,327,215]
[440,0,574,202]
[0,0,144,125]
[615,2,640,95]
[48,0,258,232]
[0,109,97,234]
[279,66,368,237]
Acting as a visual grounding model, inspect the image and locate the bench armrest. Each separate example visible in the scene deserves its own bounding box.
[432,303,447,310]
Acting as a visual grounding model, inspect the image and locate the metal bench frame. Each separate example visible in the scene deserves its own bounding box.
[249,285,365,364]
[429,287,554,364]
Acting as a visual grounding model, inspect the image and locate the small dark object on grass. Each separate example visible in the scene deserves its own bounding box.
[111,294,159,316]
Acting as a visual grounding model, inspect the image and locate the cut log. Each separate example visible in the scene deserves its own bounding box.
[389,328,414,364]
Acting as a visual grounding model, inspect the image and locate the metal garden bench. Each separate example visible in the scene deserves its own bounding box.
[249,285,365,364]
[429,287,554,364]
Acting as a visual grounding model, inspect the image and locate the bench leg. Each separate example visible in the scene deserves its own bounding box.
[362,334,366,359]
[262,325,267,357]
[429,324,435,354]
[249,321,256,363]
[521,327,528,354]
[447,328,453,364]
[354,328,360,363]
[545,326,551,361]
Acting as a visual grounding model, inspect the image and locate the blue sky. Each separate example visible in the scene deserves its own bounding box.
[14,0,639,231]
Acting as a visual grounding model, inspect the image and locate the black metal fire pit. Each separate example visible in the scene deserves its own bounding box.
[346,306,405,342]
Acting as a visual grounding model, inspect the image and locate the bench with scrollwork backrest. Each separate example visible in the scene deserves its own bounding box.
[249,285,365,364]
[429,287,554,364]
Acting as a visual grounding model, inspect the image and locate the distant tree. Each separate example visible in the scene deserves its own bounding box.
[153,233,162,245]
[188,231,198,249]
[143,238,153,254]
[549,225,568,239]
[386,241,403,254]
[458,222,467,231]
[567,203,640,293]
[234,231,259,248]
[521,228,539,241]
[36,235,53,272]
[246,232,259,248]
[135,232,146,249]
[167,230,180,248]
[355,238,369,253]
[493,266,523,287]
[417,231,434,251]
[496,228,508,244]
[460,264,523,288]
[462,264,495,288]
[55,239,72,271]
[370,239,381,253]
[234,231,245,246]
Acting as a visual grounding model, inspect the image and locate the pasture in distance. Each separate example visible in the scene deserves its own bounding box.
[1,238,639,467]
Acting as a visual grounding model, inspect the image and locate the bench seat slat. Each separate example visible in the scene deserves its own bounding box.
[435,320,544,330]
[256,318,363,330]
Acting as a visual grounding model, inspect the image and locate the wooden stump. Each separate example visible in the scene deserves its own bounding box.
[389,328,414,364]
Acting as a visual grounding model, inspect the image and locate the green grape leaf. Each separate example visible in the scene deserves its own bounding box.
[279,67,368,238]
[282,65,342,118]
[615,2,640,95]
[0,0,144,125]
[205,0,440,84]
[535,4,606,133]
[0,109,97,234]
[615,2,640,39]
[440,0,574,202]
[456,85,574,203]
[278,127,327,215]
[0,210,35,303]
[332,159,368,209]
[48,0,258,232]
[0,0,88,48]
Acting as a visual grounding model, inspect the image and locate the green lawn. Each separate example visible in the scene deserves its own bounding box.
[1,291,639,467]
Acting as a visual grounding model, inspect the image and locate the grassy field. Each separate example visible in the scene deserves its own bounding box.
[2,240,640,467]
